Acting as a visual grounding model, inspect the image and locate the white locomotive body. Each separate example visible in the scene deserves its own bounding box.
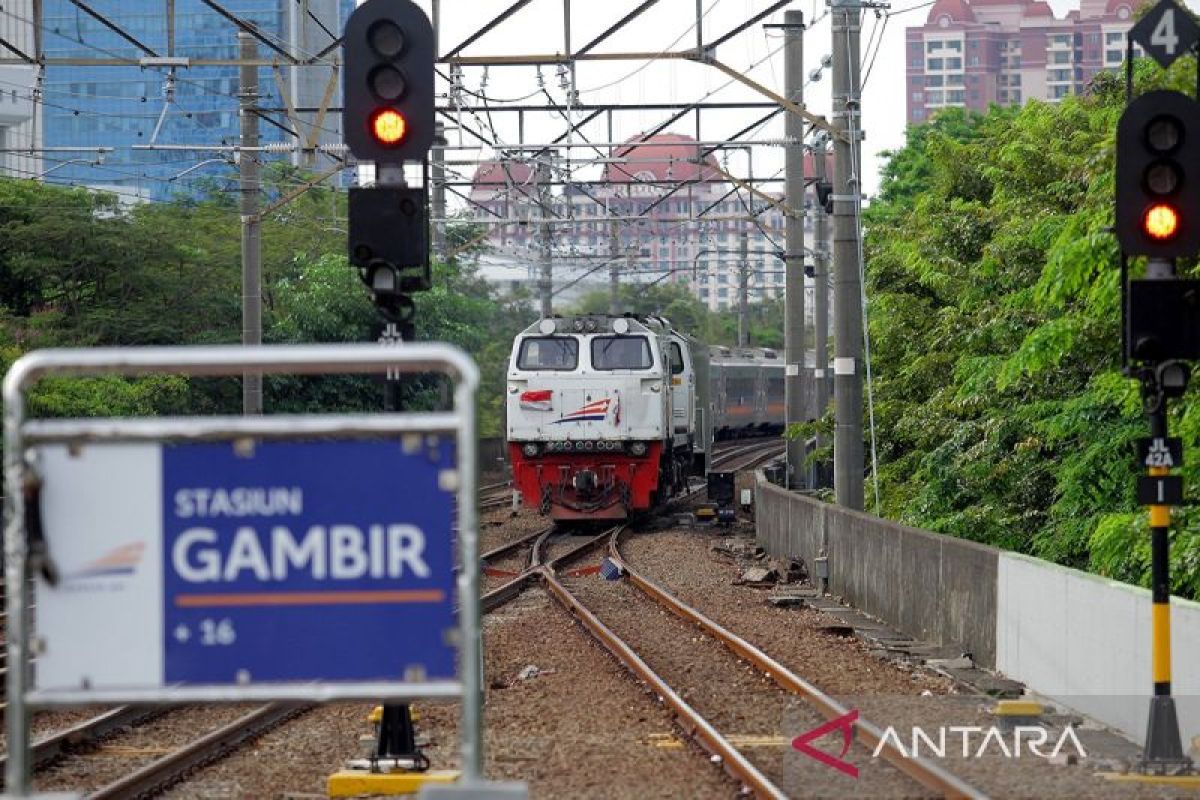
[506,315,709,521]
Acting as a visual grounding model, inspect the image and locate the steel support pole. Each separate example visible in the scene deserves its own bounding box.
[738,230,750,348]
[610,219,621,315]
[831,0,863,509]
[537,159,553,318]
[431,122,447,259]
[1143,402,1186,767]
[812,132,831,488]
[783,10,806,490]
[1139,256,1189,771]
[239,32,263,415]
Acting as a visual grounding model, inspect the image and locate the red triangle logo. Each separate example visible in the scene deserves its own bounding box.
[791,709,859,778]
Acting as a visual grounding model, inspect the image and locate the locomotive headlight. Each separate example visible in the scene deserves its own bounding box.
[522,443,539,457]
[630,442,647,456]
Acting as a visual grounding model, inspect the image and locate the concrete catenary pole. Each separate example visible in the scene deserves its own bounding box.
[431,122,447,259]
[812,131,832,483]
[239,32,262,415]
[831,0,864,509]
[610,219,621,315]
[537,158,553,318]
[738,229,750,347]
[783,9,807,490]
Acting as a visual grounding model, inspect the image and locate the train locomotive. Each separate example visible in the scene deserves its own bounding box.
[506,315,709,521]
[506,314,809,522]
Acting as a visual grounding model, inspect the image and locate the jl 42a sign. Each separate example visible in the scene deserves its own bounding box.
[33,437,457,692]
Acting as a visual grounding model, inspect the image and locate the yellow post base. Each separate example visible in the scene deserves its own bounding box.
[1100,772,1200,788]
[990,700,1045,717]
[328,769,460,797]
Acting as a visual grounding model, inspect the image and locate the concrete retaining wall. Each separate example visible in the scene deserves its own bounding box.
[997,552,1200,745]
[755,478,998,668]
[755,472,1200,746]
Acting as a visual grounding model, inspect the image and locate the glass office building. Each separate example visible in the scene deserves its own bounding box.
[40,0,342,201]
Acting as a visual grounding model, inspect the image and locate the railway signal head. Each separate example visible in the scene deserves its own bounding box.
[1116,90,1200,258]
[343,0,435,161]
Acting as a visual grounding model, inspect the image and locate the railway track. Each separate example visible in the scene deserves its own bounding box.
[12,440,787,796]
[479,480,512,511]
[711,438,786,472]
[1,703,307,797]
[530,526,987,799]
[85,703,307,799]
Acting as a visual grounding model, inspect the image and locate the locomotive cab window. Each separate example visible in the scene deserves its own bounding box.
[668,342,685,375]
[517,337,579,370]
[592,336,653,371]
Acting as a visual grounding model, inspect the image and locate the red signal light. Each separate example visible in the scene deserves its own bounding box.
[1144,203,1181,241]
[370,108,407,146]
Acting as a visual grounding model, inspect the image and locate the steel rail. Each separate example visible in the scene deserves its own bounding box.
[0,706,165,772]
[480,526,614,613]
[608,529,989,800]
[539,568,786,799]
[480,527,556,613]
[86,704,307,800]
[480,526,554,564]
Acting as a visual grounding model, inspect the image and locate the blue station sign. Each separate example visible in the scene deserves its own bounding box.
[160,438,457,685]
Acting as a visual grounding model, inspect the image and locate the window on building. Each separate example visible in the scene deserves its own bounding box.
[947,89,965,103]
[719,274,729,285]
[946,57,962,69]
[928,58,943,70]
[912,91,925,102]
[912,108,925,120]
[927,40,943,51]
[946,73,964,86]
[1106,49,1124,62]
[969,55,980,66]
[946,40,962,51]
[1106,32,1124,44]
[1052,51,1071,64]
[926,90,943,103]
[925,75,943,87]
[700,288,710,299]
[718,288,728,299]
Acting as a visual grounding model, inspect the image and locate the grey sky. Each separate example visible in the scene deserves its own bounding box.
[421,0,1198,211]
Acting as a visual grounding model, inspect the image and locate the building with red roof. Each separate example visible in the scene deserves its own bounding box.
[906,0,1137,125]
[468,132,826,313]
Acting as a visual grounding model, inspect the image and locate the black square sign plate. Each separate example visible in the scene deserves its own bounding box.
[1130,0,1199,69]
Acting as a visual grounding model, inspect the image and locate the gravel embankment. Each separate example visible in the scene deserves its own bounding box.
[619,525,1200,799]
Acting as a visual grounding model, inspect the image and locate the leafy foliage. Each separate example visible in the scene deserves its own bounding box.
[0,171,529,437]
[863,56,1200,596]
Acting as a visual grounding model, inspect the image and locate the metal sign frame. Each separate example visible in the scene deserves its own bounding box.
[2,343,484,794]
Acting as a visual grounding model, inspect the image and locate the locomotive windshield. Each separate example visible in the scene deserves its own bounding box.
[592,336,653,370]
[517,337,579,370]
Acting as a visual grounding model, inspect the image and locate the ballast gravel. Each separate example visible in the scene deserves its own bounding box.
[619,524,1200,799]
